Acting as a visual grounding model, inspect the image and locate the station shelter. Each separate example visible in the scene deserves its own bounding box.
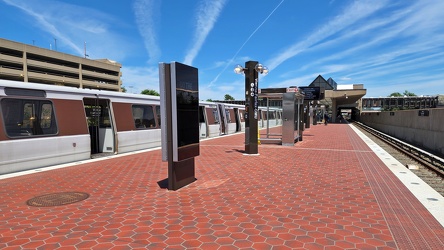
[259,87,305,146]
[308,75,366,123]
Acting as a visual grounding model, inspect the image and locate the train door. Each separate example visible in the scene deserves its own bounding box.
[83,97,115,156]
[218,104,226,135]
[199,105,208,138]
[234,108,241,132]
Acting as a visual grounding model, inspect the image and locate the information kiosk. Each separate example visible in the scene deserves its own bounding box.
[159,62,199,190]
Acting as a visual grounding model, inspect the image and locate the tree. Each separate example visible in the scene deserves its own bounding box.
[224,94,234,101]
[206,99,214,102]
[120,86,127,93]
[141,89,160,96]
[388,90,416,97]
[403,90,416,96]
[389,92,402,97]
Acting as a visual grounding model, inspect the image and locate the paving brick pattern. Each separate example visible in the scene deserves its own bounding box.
[0,124,443,249]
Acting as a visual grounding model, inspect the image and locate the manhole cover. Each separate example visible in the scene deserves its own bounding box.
[27,192,89,207]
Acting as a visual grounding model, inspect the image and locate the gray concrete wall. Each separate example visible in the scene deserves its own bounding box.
[359,108,444,157]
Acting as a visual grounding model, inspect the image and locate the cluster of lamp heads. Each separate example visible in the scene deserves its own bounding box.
[234,63,269,75]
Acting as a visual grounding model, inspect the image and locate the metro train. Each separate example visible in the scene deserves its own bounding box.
[0,79,282,175]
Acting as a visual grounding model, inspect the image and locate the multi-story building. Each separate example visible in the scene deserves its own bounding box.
[0,38,122,91]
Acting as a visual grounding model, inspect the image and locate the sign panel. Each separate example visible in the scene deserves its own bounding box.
[299,87,323,100]
[253,79,258,119]
[170,62,200,162]
[418,110,429,116]
[260,88,287,94]
[286,87,298,93]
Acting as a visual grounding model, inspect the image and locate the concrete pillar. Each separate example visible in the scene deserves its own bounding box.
[22,51,28,82]
[331,98,337,123]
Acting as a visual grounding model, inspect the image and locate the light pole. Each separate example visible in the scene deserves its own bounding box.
[234,61,269,155]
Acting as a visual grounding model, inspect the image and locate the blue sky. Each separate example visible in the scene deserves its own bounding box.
[1,0,443,100]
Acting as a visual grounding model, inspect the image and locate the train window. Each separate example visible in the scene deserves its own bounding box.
[101,109,112,128]
[155,105,161,126]
[84,104,111,128]
[267,111,276,119]
[132,105,156,129]
[225,109,231,123]
[40,103,54,128]
[212,108,219,124]
[1,98,57,138]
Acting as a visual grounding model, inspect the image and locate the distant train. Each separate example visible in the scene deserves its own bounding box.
[0,79,282,175]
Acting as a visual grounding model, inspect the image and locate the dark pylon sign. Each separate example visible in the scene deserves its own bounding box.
[159,62,199,190]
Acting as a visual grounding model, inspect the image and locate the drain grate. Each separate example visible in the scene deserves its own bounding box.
[27,192,89,207]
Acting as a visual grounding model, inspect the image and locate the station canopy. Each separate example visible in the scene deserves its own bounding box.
[308,75,366,107]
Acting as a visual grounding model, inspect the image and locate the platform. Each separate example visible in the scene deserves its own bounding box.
[0,123,443,249]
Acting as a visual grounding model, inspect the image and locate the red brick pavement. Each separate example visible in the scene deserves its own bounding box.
[0,124,443,249]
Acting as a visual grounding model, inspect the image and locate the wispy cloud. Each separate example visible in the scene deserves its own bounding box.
[2,0,83,55]
[297,7,413,72]
[368,71,444,97]
[333,1,444,90]
[348,51,444,81]
[208,0,285,87]
[133,0,161,64]
[183,0,227,66]
[1,0,131,61]
[267,0,444,97]
[266,0,389,71]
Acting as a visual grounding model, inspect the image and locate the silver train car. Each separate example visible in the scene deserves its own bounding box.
[0,80,282,175]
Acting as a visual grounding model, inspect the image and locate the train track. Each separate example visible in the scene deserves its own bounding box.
[352,121,444,196]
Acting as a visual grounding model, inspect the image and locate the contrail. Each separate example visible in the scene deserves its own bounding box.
[133,0,161,64]
[208,0,285,87]
[184,0,227,66]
